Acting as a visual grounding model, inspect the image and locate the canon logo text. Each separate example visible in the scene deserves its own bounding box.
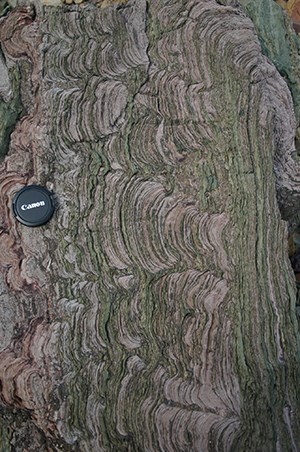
[21,201,46,211]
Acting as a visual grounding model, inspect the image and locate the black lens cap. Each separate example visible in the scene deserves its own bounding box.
[12,185,55,227]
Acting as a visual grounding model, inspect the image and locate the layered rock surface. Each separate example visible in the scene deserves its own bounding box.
[0,1,299,450]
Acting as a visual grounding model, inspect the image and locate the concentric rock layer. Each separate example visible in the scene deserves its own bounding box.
[0,1,299,450]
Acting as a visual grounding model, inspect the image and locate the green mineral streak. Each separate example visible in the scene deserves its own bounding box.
[238,0,300,122]
[0,67,23,160]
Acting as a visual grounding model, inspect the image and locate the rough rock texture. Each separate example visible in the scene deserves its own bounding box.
[218,0,300,231]
[219,0,300,123]
[276,0,300,32]
[0,52,22,160]
[0,1,299,451]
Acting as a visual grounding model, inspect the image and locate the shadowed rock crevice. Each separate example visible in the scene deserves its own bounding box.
[0,48,23,161]
[0,1,299,450]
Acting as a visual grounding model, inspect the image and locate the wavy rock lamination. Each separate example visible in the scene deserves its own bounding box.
[0,0,299,450]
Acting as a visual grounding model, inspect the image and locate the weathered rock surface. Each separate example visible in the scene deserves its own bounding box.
[0,1,299,450]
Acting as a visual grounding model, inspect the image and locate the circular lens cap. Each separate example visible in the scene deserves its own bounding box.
[12,185,55,227]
